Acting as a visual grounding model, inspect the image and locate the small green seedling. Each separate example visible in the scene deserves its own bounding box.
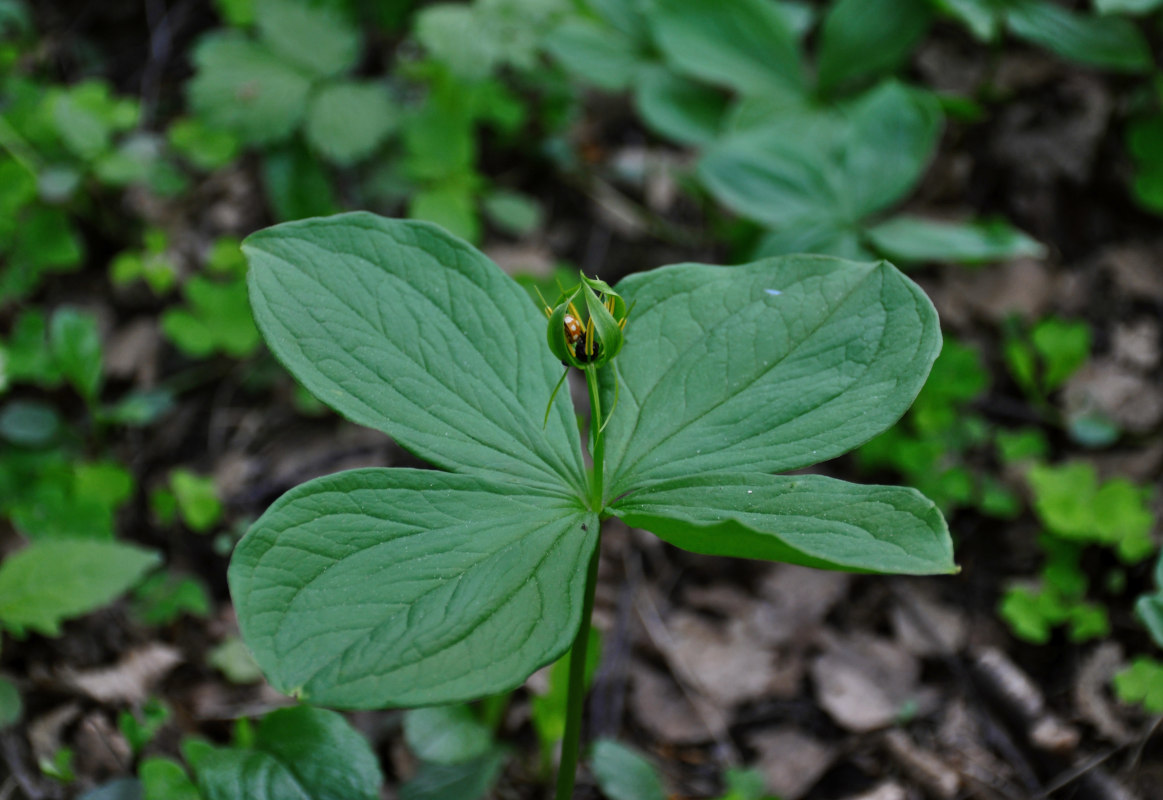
[228,212,954,797]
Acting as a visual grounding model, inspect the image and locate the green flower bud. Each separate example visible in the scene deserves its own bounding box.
[542,274,629,370]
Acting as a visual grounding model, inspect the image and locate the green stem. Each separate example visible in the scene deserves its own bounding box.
[584,365,604,511]
[553,530,601,800]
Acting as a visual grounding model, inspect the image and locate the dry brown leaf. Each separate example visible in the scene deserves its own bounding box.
[754,564,850,647]
[57,643,182,705]
[746,726,835,800]
[1063,359,1163,434]
[628,664,724,744]
[665,611,776,707]
[811,632,931,733]
[890,586,967,658]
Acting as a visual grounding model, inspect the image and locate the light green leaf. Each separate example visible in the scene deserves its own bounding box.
[188,33,312,145]
[228,469,598,707]
[192,706,380,800]
[170,469,222,533]
[864,216,1045,265]
[404,706,493,765]
[602,255,940,495]
[611,473,954,574]
[410,182,481,243]
[634,66,729,146]
[243,213,586,493]
[1005,0,1151,73]
[0,540,159,636]
[304,81,397,167]
[207,637,263,684]
[254,0,359,78]
[699,82,940,229]
[1113,657,1163,712]
[168,117,240,171]
[481,190,542,237]
[544,18,646,91]
[936,0,1003,40]
[651,0,806,98]
[590,739,667,800]
[398,748,507,800]
[815,0,933,97]
[50,307,102,401]
[140,758,202,800]
[1094,0,1163,13]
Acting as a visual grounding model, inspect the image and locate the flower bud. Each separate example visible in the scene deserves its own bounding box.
[543,274,629,370]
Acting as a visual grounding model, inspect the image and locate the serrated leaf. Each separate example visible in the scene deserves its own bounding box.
[865,216,1045,265]
[611,474,954,574]
[0,540,159,636]
[228,469,597,707]
[188,33,312,145]
[651,0,805,98]
[192,706,380,800]
[601,255,940,496]
[254,0,359,78]
[815,0,933,97]
[243,213,586,493]
[304,81,397,166]
[1005,0,1151,73]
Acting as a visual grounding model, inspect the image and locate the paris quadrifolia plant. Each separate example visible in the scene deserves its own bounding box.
[228,212,956,798]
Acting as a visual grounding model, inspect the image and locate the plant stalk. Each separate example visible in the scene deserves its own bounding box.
[584,365,605,511]
[552,364,607,799]
[553,529,601,800]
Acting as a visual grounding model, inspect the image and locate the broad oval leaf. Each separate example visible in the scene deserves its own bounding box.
[815,0,933,97]
[651,0,806,98]
[0,540,160,636]
[193,706,380,800]
[229,469,597,708]
[602,255,939,497]
[865,215,1046,265]
[611,473,955,575]
[1005,0,1151,73]
[244,213,586,495]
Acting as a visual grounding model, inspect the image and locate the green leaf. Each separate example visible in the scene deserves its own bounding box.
[399,748,507,800]
[544,19,646,91]
[404,706,493,765]
[50,307,103,401]
[651,0,806,98]
[589,739,667,800]
[1005,0,1152,73]
[167,117,240,171]
[188,33,312,145]
[601,255,940,495]
[633,66,729,146]
[207,637,264,684]
[228,469,598,707]
[753,223,868,260]
[611,473,953,574]
[254,0,359,78]
[481,190,543,237]
[170,469,222,533]
[242,213,586,493]
[1113,657,1163,712]
[191,706,381,800]
[410,181,481,243]
[815,0,933,97]
[262,144,339,221]
[1030,317,1090,390]
[699,82,941,229]
[936,0,1003,40]
[0,676,21,728]
[1094,0,1163,13]
[304,81,397,167]
[865,216,1045,265]
[140,758,202,800]
[0,401,60,446]
[1136,594,1163,650]
[162,277,260,358]
[0,540,159,636]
